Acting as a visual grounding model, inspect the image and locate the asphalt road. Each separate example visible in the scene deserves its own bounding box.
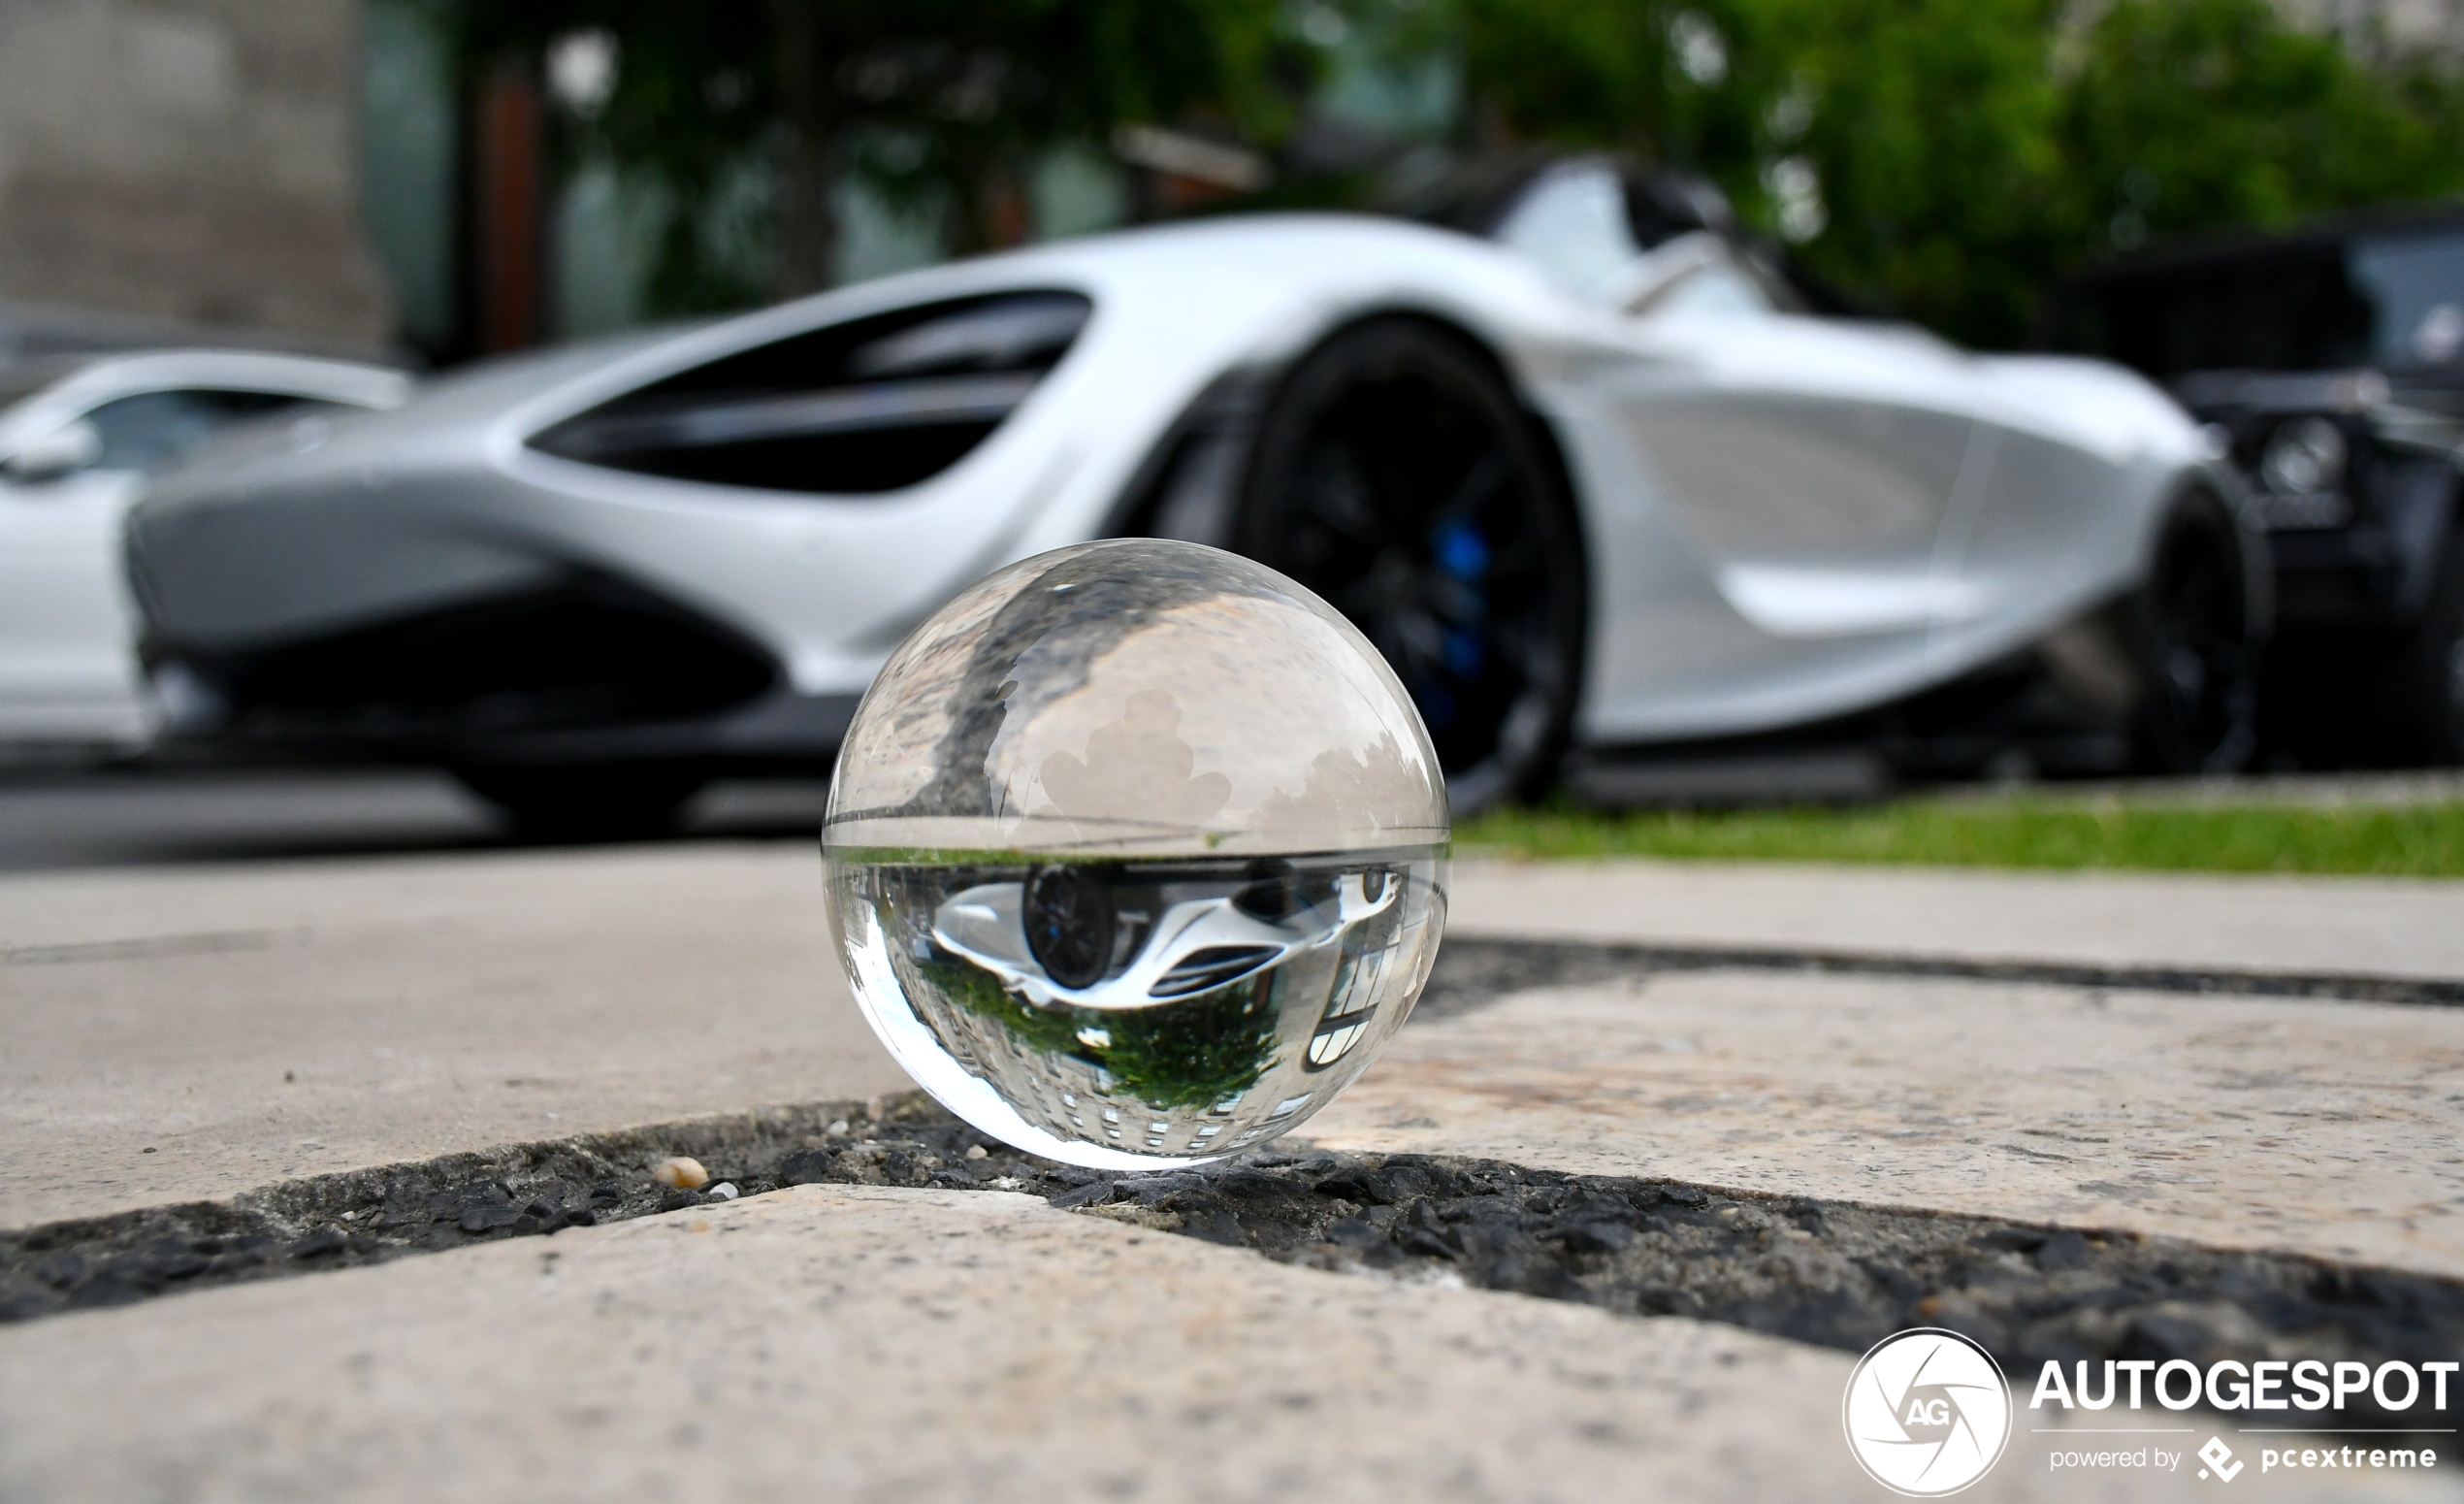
[0,767,833,870]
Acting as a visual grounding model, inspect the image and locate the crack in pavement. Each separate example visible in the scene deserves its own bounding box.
[5,1090,2457,1438]
[0,929,298,967]
[1421,935,2464,1014]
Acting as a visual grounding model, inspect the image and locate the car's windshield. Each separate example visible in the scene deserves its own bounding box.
[1489,168,1781,316]
[2056,225,2464,379]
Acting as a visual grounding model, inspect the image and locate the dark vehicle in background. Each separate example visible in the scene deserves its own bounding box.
[2048,212,2464,766]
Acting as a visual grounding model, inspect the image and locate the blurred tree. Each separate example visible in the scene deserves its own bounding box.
[424,0,1307,315]
[1422,0,2464,346]
[423,0,2464,346]
[1431,0,2073,341]
[765,2,1306,282]
[2059,0,2464,258]
[1715,0,2070,346]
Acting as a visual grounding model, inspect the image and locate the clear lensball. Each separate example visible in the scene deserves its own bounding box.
[824,539,1449,1168]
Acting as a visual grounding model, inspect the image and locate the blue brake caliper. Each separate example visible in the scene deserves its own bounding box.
[1430,520,1490,684]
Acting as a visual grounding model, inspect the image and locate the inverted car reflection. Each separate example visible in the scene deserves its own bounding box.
[126,158,2262,828]
[931,866,1399,1018]
[865,853,1429,1159]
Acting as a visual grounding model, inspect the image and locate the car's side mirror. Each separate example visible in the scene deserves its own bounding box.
[0,416,104,483]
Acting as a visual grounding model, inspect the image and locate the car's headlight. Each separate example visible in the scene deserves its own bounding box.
[2252,415,2353,530]
[2258,415,2347,497]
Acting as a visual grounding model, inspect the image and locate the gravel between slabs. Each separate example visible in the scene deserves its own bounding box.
[4,1090,2458,1438]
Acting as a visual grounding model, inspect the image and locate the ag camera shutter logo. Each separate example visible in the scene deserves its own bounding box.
[1843,1327,2014,1495]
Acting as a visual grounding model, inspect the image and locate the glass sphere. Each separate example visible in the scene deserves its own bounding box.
[824,539,1449,1169]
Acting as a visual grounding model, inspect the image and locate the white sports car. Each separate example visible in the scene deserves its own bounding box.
[0,350,409,751]
[125,159,2260,828]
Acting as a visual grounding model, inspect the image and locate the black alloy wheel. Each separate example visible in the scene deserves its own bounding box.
[1021,864,1117,990]
[1233,319,1588,814]
[2135,489,2262,774]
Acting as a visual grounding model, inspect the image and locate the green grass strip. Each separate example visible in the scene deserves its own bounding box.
[1453,799,2464,877]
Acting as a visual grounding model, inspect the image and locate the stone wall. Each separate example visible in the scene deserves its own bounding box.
[0,0,394,352]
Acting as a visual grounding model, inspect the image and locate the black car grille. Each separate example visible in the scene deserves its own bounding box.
[1149,945,1282,999]
[188,577,777,739]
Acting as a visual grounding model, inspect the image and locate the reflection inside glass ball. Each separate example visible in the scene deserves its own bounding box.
[829,850,1442,1163]
[822,539,1449,1168]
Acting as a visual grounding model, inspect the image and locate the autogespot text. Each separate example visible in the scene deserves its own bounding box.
[2030,1356,2455,1414]
[2031,1357,2448,1476]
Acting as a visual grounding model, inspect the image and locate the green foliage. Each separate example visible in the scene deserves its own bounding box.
[929,960,1085,1058]
[934,959,1282,1114]
[1098,972,1284,1113]
[421,1,781,313]
[1452,0,1676,149]
[2060,0,2464,253]
[771,0,1307,251]
[1439,0,2464,346]
[423,0,1308,313]
[423,0,2464,343]
[1455,798,2464,877]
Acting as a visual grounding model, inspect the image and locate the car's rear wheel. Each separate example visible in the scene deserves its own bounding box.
[455,764,707,841]
[2135,487,2262,773]
[1233,319,1587,815]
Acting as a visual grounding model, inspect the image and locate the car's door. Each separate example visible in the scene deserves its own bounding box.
[0,388,320,744]
[1489,160,1994,738]
[1590,279,1988,736]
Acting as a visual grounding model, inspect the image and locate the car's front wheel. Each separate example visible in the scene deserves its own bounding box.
[1232,318,1588,815]
[2135,487,2264,774]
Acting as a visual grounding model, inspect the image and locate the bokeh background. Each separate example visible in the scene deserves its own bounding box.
[7,0,2464,877]
[10,0,2464,369]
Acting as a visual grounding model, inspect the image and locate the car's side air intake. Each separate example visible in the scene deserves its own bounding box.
[528,291,1091,495]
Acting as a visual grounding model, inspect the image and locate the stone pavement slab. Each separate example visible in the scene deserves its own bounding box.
[0,845,911,1227]
[1,1183,2442,1504]
[1446,857,2464,982]
[11,839,2459,1254]
[7,844,2463,1500]
[1313,968,2464,1278]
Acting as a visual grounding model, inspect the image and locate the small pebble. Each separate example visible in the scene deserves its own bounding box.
[964,1145,989,1161]
[652,1156,709,1190]
[827,1119,850,1135]
[706,1182,740,1200]
[142,1146,157,1154]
